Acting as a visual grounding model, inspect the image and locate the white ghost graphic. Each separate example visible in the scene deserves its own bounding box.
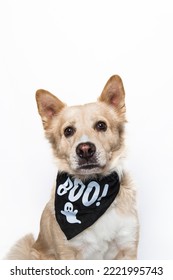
[61,202,81,224]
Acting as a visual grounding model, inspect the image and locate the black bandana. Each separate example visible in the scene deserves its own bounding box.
[55,172,120,240]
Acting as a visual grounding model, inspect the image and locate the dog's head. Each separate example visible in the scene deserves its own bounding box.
[36,75,126,178]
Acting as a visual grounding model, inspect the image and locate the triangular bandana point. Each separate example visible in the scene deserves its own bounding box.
[55,172,120,240]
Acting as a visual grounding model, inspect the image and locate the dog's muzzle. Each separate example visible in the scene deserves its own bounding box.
[76,142,96,159]
[76,142,99,169]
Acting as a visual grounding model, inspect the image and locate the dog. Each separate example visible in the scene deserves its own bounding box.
[6,75,139,259]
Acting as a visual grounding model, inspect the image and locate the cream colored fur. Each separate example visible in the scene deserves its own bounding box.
[6,75,139,260]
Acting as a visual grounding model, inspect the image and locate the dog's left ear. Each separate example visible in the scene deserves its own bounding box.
[36,89,66,129]
[99,75,125,113]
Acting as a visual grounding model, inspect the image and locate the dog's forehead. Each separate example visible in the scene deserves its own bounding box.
[62,102,111,120]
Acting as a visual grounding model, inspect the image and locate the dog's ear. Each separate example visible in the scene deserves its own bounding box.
[99,75,125,113]
[36,89,65,129]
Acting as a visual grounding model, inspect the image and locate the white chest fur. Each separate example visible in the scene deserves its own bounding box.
[68,201,138,259]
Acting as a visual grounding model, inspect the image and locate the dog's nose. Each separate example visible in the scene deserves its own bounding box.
[76,142,96,159]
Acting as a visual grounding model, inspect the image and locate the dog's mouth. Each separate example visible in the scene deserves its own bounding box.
[76,161,105,175]
[74,143,106,174]
[78,163,100,170]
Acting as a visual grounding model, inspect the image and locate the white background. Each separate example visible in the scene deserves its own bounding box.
[0,0,173,260]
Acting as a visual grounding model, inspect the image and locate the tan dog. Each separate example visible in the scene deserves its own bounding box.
[6,75,139,259]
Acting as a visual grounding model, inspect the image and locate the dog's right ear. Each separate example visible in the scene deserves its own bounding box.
[36,89,65,129]
[98,75,125,115]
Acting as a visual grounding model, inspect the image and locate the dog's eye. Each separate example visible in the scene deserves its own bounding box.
[64,126,76,138]
[94,121,107,132]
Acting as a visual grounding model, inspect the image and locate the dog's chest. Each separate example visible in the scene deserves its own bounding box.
[69,205,125,259]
